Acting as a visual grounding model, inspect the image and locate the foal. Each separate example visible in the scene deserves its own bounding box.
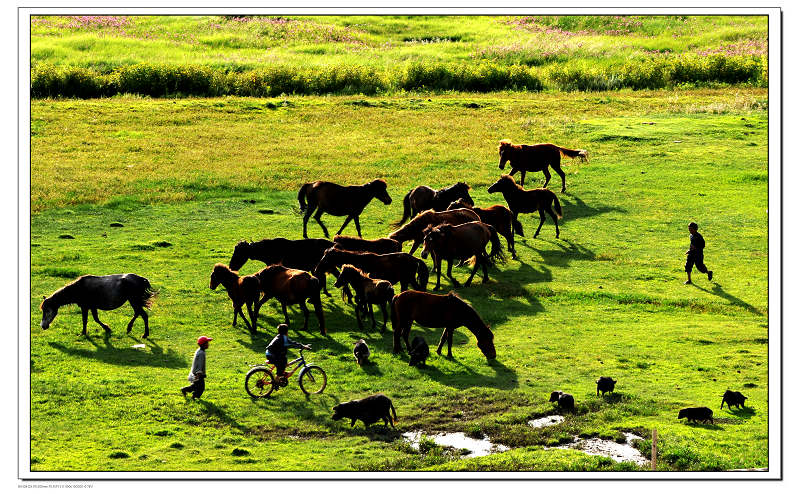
[210,264,261,333]
[447,198,524,260]
[298,179,392,239]
[488,174,563,239]
[421,221,506,290]
[333,264,395,332]
[254,265,326,335]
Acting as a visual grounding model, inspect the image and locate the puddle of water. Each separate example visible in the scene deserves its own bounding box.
[528,415,565,428]
[551,432,649,466]
[402,431,509,458]
[131,344,146,349]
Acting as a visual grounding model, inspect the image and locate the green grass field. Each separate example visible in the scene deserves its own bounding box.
[29,88,768,472]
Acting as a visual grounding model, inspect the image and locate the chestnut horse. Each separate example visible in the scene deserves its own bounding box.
[40,273,155,338]
[298,179,392,238]
[391,290,495,360]
[388,208,480,255]
[314,247,428,292]
[498,140,588,192]
[333,234,401,255]
[488,175,563,239]
[333,264,395,332]
[396,182,474,226]
[210,264,261,333]
[421,221,506,290]
[254,265,326,335]
[447,198,524,260]
[228,238,344,300]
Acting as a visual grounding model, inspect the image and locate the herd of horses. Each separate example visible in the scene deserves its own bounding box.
[39,140,588,363]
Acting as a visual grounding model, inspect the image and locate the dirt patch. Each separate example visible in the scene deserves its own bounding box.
[528,415,565,428]
[549,432,648,466]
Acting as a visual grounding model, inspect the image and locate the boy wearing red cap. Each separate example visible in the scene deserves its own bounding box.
[181,336,212,399]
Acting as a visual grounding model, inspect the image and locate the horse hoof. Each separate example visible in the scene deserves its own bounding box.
[142,334,149,339]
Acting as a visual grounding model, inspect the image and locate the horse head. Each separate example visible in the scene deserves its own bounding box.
[498,140,513,169]
[456,182,475,206]
[210,263,235,290]
[229,241,251,271]
[487,175,515,194]
[420,225,444,259]
[477,328,496,360]
[39,297,57,330]
[314,247,338,276]
[333,264,355,288]
[370,179,392,205]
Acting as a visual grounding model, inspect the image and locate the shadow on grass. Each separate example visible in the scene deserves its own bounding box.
[725,406,757,419]
[691,283,764,316]
[682,422,724,431]
[197,400,248,434]
[48,336,186,369]
[559,194,626,223]
[416,353,519,391]
[526,238,597,267]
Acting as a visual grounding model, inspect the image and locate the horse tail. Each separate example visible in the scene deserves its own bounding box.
[297,182,312,213]
[557,146,589,162]
[141,280,158,309]
[414,258,429,292]
[552,193,563,219]
[486,225,506,266]
[390,399,398,422]
[511,215,525,237]
[393,191,413,227]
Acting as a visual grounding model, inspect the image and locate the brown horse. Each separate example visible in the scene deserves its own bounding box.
[498,140,588,192]
[396,182,474,226]
[388,208,480,255]
[298,179,392,239]
[210,264,262,333]
[254,265,326,335]
[228,238,345,300]
[333,264,395,332]
[488,175,563,238]
[333,235,401,254]
[447,198,524,260]
[421,221,506,290]
[40,273,155,338]
[391,290,495,360]
[314,247,428,292]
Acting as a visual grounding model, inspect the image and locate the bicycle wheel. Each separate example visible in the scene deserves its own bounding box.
[299,365,327,395]
[245,366,276,398]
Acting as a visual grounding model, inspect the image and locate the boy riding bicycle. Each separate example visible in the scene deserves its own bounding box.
[266,324,311,386]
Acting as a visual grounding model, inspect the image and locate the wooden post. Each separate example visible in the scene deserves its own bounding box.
[651,429,658,471]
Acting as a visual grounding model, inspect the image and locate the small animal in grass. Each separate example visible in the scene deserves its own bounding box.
[331,393,397,429]
[678,407,714,424]
[353,339,370,366]
[549,391,575,410]
[721,390,748,409]
[408,336,430,368]
[596,376,617,396]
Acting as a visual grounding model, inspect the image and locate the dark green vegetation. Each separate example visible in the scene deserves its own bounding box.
[31,15,767,97]
[30,90,767,471]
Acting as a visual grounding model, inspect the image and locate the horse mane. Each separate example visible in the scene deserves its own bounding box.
[340,263,368,278]
[390,209,435,238]
[41,276,88,309]
[369,178,387,188]
[498,139,517,151]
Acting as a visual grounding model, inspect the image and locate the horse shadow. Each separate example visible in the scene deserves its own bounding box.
[48,337,186,369]
[726,406,756,419]
[196,399,248,434]
[683,422,723,431]
[558,194,626,223]
[691,283,764,316]
[417,351,520,391]
[525,238,597,267]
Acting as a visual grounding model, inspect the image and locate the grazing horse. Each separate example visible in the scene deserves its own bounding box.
[333,264,395,332]
[498,140,588,192]
[396,182,474,226]
[388,208,480,255]
[333,235,401,255]
[391,290,495,360]
[421,221,506,290]
[228,238,344,300]
[447,198,524,260]
[314,247,428,292]
[40,273,155,338]
[254,265,326,335]
[298,179,392,239]
[488,175,563,239]
[209,264,262,333]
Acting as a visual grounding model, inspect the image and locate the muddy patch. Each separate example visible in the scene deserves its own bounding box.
[528,415,565,428]
[549,432,648,466]
[402,431,509,458]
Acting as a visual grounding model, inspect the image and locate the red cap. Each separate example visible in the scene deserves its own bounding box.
[197,336,213,346]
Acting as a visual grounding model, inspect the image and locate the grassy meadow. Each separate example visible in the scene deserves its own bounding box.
[29,88,769,472]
